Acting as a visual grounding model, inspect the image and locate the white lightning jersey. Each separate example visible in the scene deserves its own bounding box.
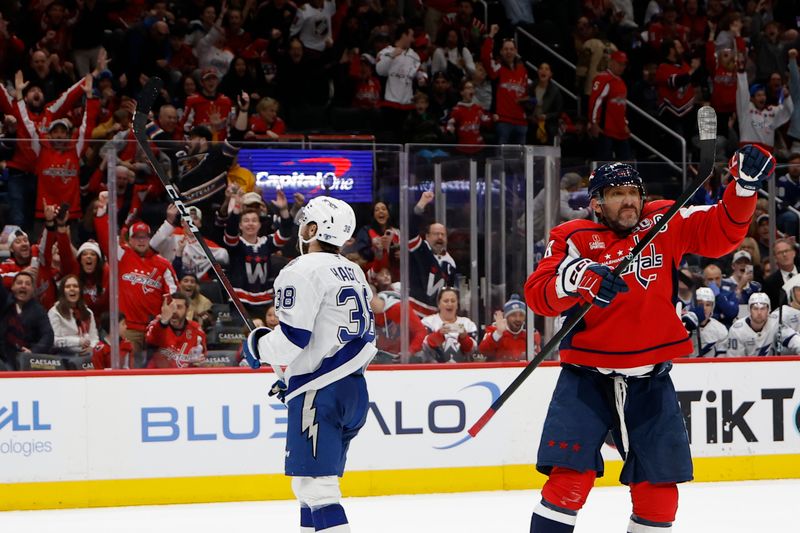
[257,252,377,402]
[690,318,729,357]
[770,305,800,334]
[726,317,800,356]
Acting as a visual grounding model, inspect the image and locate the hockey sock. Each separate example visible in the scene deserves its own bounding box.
[530,499,577,533]
[300,505,314,533]
[311,503,350,532]
[627,515,672,532]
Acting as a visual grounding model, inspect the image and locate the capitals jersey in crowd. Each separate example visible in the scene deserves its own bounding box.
[95,216,179,332]
[224,213,293,306]
[255,253,377,403]
[588,69,629,139]
[420,314,478,362]
[376,46,422,106]
[690,318,729,357]
[145,319,207,368]
[655,60,695,117]
[447,101,492,151]
[772,305,800,333]
[180,92,234,141]
[408,237,457,316]
[727,316,800,356]
[527,184,755,368]
[481,37,528,125]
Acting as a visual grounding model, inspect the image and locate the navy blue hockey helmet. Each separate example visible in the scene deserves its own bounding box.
[588,162,644,199]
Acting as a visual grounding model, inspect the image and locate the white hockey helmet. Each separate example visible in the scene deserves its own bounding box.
[782,274,800,303]
[298,196,356,252]
[748,292,771,311]
[695,287,715,307]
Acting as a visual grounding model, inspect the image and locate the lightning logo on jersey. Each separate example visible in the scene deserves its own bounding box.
[302,390,319,458]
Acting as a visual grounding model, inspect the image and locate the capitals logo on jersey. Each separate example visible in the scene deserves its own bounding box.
[618,235,663,290]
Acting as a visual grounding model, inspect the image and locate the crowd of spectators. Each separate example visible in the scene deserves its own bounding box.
[0,0,799,370]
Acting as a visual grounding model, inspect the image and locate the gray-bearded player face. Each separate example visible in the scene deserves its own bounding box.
[590,185,642,232]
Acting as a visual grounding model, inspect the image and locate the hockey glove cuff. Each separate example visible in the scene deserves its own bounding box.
[560,258,629,307]
[243,326,272,370]
[729,144,776,196]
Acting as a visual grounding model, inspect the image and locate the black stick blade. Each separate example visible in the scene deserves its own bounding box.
[134,77,164,131]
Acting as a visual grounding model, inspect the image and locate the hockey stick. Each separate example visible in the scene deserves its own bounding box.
[468,106,719,437]
[132,77,282,376]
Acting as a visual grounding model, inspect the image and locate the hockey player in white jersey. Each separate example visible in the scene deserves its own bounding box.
[242,196,377,533]
[771,275,800,333]
[687,287,729,357]
[728,292,800,356]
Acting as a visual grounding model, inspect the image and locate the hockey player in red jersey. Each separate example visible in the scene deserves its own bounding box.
[525,145,776,533]
[145,292,207,368]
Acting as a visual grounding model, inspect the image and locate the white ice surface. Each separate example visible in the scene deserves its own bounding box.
[0,479,797,532]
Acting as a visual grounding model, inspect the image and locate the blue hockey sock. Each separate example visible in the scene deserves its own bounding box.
[300,505,314,533]
[530,499,577,533]
[312,503,350,532]
[628,514,672,532]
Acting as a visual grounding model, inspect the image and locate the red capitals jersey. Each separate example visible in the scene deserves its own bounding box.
[95,213,179,332]
[0,246,40,289]
[145,319,207,368]
[706,39,745,114]
[19,98,99,219]
[0,78,85,173]
[526,184,756,369]
[481,37,528,126]
[180,92,234,141]
[447,101,492,152]
[655,61,695,117]
[589,70,629,140]
[478,325,540,362]
[92,338,135,369]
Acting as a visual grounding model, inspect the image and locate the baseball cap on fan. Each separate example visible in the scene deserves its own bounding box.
[129,221,151,238]
[732,250,752,264]
[242,192,266,207]
[610,50,628,64]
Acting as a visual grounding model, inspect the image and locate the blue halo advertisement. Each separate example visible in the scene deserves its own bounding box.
[237,149,374,203]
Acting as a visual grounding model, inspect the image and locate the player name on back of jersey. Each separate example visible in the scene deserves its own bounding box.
[330,265,359,282]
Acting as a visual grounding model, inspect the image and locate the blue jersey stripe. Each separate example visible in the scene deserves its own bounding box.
[287,337,368,394]
[281,322,312,349]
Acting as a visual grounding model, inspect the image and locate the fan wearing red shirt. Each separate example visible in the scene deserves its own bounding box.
[246,97,286,140]
[145,292,207,369]
[705,27,744,138]
[655,39,699,144]
[588,50,630,160]
[180,68,233,141]
[95,211,179,368]
[18,74,99,223]
[349,52,382,110]
[478,295,540,362]
[92,312,135,370]
[370,290,427,361]
[446,80,493,153]
[481,24,529,144]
